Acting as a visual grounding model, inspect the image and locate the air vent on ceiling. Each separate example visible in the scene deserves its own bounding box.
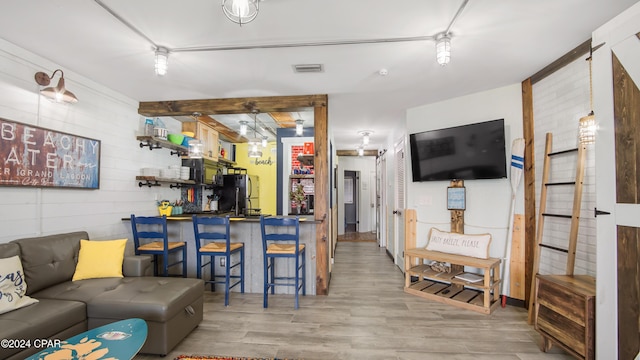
[293,64,324,73]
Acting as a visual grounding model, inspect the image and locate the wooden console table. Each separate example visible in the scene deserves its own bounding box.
[404,248,501,314]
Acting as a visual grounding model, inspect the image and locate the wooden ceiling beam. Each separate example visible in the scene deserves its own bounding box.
[138,94,327,117]
[336,149,378,157]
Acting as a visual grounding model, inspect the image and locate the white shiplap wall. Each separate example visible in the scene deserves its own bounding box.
[532,55,597,276]
[0,39,182,249]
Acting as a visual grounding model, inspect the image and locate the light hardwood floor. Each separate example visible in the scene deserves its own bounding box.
[135,241,572,360]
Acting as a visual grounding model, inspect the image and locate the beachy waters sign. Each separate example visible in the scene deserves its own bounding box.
[0,118,100,189]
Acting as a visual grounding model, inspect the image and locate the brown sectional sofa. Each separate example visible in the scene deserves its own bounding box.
[0,231,204,359]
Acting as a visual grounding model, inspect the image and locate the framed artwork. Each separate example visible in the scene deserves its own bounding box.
[447,186,466,210]
[0,118,101,189]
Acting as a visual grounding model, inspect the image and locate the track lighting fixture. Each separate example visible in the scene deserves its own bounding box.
[34,69,78,104]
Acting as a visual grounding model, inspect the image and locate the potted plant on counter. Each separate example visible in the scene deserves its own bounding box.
[290,183,306,215]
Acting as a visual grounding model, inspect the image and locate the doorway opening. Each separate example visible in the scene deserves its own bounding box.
[344,170,358,233]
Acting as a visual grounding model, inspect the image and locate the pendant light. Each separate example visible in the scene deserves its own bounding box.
[222,0,259,26]
[579,51,596,145]
[239,120,248,136]
[155,47,169,76]
[295,119,304,136]
[435,33,451,66]
[188,113,204,158]
[248,112,262,158]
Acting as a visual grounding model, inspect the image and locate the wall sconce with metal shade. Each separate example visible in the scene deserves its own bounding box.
[34,69,78,104]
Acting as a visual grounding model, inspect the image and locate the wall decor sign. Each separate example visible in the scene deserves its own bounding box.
[447,186,466,210]
[0,118,100,189]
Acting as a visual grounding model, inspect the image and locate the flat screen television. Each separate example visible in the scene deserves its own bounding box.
[409,119,507,182]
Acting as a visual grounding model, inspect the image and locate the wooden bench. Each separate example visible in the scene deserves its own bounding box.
[404,248,501,314]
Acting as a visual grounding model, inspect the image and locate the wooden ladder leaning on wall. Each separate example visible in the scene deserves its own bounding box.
[527,132,587,323]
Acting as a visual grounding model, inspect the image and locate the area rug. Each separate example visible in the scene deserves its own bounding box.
[175,356,299,360]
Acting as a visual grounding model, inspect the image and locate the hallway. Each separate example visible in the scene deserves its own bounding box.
[135,241,571,359]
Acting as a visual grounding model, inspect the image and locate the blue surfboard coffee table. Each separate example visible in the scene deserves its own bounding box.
[26,318,148,360]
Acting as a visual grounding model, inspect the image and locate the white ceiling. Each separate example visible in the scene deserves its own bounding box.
[0,0,636,151]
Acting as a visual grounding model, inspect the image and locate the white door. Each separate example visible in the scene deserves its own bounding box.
[394,138,406,268]
[378,152,387,247]
[593,12,640,359]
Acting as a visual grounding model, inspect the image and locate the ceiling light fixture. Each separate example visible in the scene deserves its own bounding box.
[261,136,268,148]
[222,0,259,26]
[155,47,169,76]
[34,69,78,104]
[435,33,451,66]
[357,146,364,157]
[239,120,248,136]
[295,119,304,136]
[248,112,263,158]
[358,130,373,145]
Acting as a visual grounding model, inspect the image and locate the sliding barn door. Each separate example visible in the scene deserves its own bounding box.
[594,21,640,359]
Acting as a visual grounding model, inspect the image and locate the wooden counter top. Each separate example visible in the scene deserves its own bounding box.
[122,215,317,223]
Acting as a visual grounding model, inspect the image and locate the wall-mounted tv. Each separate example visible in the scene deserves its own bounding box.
[409,119,507,182]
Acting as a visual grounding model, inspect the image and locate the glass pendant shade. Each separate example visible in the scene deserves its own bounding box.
[579,112,596,145]
[295,119,304,136]
[188,140,204,158]
[436,34,451,66]
[222,0,259,26]
[248,140,262,158]
[155,47,169,76]
[239,121,248,136]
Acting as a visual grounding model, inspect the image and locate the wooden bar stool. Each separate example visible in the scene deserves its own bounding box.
[130,214,187,277]
[260,215,305,309]
[192,215,244,306]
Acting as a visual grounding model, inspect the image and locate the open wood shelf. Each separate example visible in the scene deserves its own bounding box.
[404,248,501,314]
[297,154,314,166]
[137,136,188,156]
[136,176,196,188]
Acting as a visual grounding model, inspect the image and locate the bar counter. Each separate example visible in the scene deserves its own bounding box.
[123,214,317,295]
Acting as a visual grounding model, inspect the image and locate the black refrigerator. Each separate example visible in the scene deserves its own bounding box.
[217,174,260,216]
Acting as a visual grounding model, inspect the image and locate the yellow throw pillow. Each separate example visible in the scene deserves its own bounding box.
[72,239,127,281]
